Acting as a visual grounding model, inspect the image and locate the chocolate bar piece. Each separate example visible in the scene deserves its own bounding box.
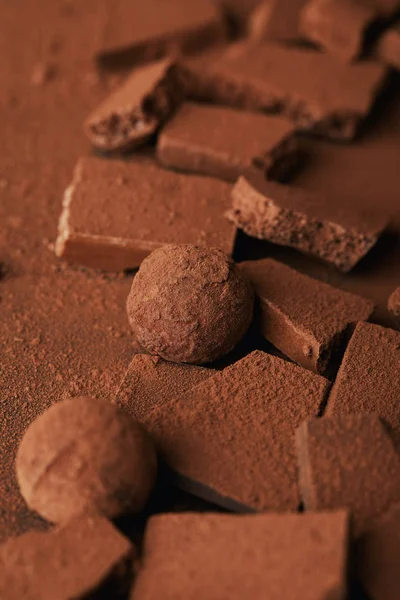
[356,502,400,600]
[377,24,400,71]
[157,102,298,182]
[388,287,400,326]
[115,354,214,420]
[326,322,400,450]
[142,350,329,512]
[185,43,387,140]
[84,59,186,152]
[0,512,134,600]
[230,173,386,272]
[132,511,349,600]
[300,0,377,63]
[248,0,308,42]
[296,414,400,535]
[55,157,236,272]
[240,258,374,375]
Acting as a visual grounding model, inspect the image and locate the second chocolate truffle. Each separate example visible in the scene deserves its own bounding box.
[127,245,254,364]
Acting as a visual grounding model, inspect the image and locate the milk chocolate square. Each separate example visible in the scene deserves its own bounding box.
[248,0,309,42]
[157,102,298,182]
[131,511,349,600]
[240,258,374,375]
[55,157,236,272]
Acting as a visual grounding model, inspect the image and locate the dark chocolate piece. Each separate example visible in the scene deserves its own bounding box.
[55,157,236,272]
[16,396,157,523]
[126,245,254,365]
[131,511,349,600]
[230,173,387,272]
[248,0,308,42]
[296,414,400,535]
[377,24,400,70]
[84,59,186,152]
[240,258,374,374]
[142,350,329,512]
[157,102,298,182]
[115,354,214,420]
[0,512,134,600]
[326,322,400,450]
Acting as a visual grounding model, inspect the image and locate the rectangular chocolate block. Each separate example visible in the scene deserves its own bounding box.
[132,511,349,600]
[248,0,309,42]
[55,157,236,272]
[115,354,214,421]
[377,24,400,70]
[326,322,400,450]
[157,102,298,182]
[184,42,387,140]
[0,512,134,600]
[142,350,329,512]
[240,258,374,375]
[230,173,387,272]
[296,414,400,535]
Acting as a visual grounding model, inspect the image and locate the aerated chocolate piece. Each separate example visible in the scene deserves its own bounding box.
[115,354,214,420]
[55,157,236,272]
[0,512,134,600]
[388,287,400,326]
[326,322,400,449]
[300,0,377,63]
[131,511,349,600]
[84,59,186,152]
[356,502,400,600]
[240,258,374,375]
[16,396,157,523]
[142,350,329,512]
[157,102,298,182]
[185,42,387,140]
[230,173,386,272]
[377,24,400,70]
[248,0,308,42]
[296,414,400,535]
[127,245,254,365]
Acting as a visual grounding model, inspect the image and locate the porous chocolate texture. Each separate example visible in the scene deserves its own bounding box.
[184,42,387,140]
[326,322,400,450]
[377,24,400,70]
[141,350,329,512]
[115,354,214,421]
[84,59,187,152]
[230,173,387,272]
[16,396,157,524]
[126,245,254,365]
[131,511,349,600]
[157,102,298,182]
[0,512,134,600]
[240,258,374,375]
[55,157,236,272]
[248,0,309,42]
[296,414,400,535]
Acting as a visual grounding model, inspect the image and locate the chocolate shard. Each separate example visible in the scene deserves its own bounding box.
[131,511,349,600]
[296,414,400,535]
[229,173,387,272]
[55,157,236,272]
[377,24,400,71]
[157,102,298,183]
[84,59,187,152]
[240,258,374,375]
[248,0,309,43]
[326,322,400,450]
[184,42,387,140]
[141,350,329,512]
[115,354,214,421]
[0,512,134,600]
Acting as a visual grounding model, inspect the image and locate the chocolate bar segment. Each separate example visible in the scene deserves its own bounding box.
[132,511,349,600]
[230,173,386,272]
[248,0,308,42]
[240,258,374,375]
[157,102,298,182]
[55,157,236,272]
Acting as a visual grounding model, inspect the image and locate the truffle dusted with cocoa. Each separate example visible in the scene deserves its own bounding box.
[127,245,254,365]
[15,396,157,524]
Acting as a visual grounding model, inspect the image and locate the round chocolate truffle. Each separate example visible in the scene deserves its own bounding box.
[126,244,254,364]
[16,396,157,524]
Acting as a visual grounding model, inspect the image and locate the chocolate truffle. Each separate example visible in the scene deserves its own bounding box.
[126,245,254,365]
[15,396,157,524]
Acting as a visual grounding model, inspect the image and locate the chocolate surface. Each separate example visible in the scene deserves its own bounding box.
[131,511,349,600]
[55,157,236,271]
[377,24,400,70]
[388,286,400,323]
[240,258,374,374]
[157,102,298,182]
[248,0,308,42]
